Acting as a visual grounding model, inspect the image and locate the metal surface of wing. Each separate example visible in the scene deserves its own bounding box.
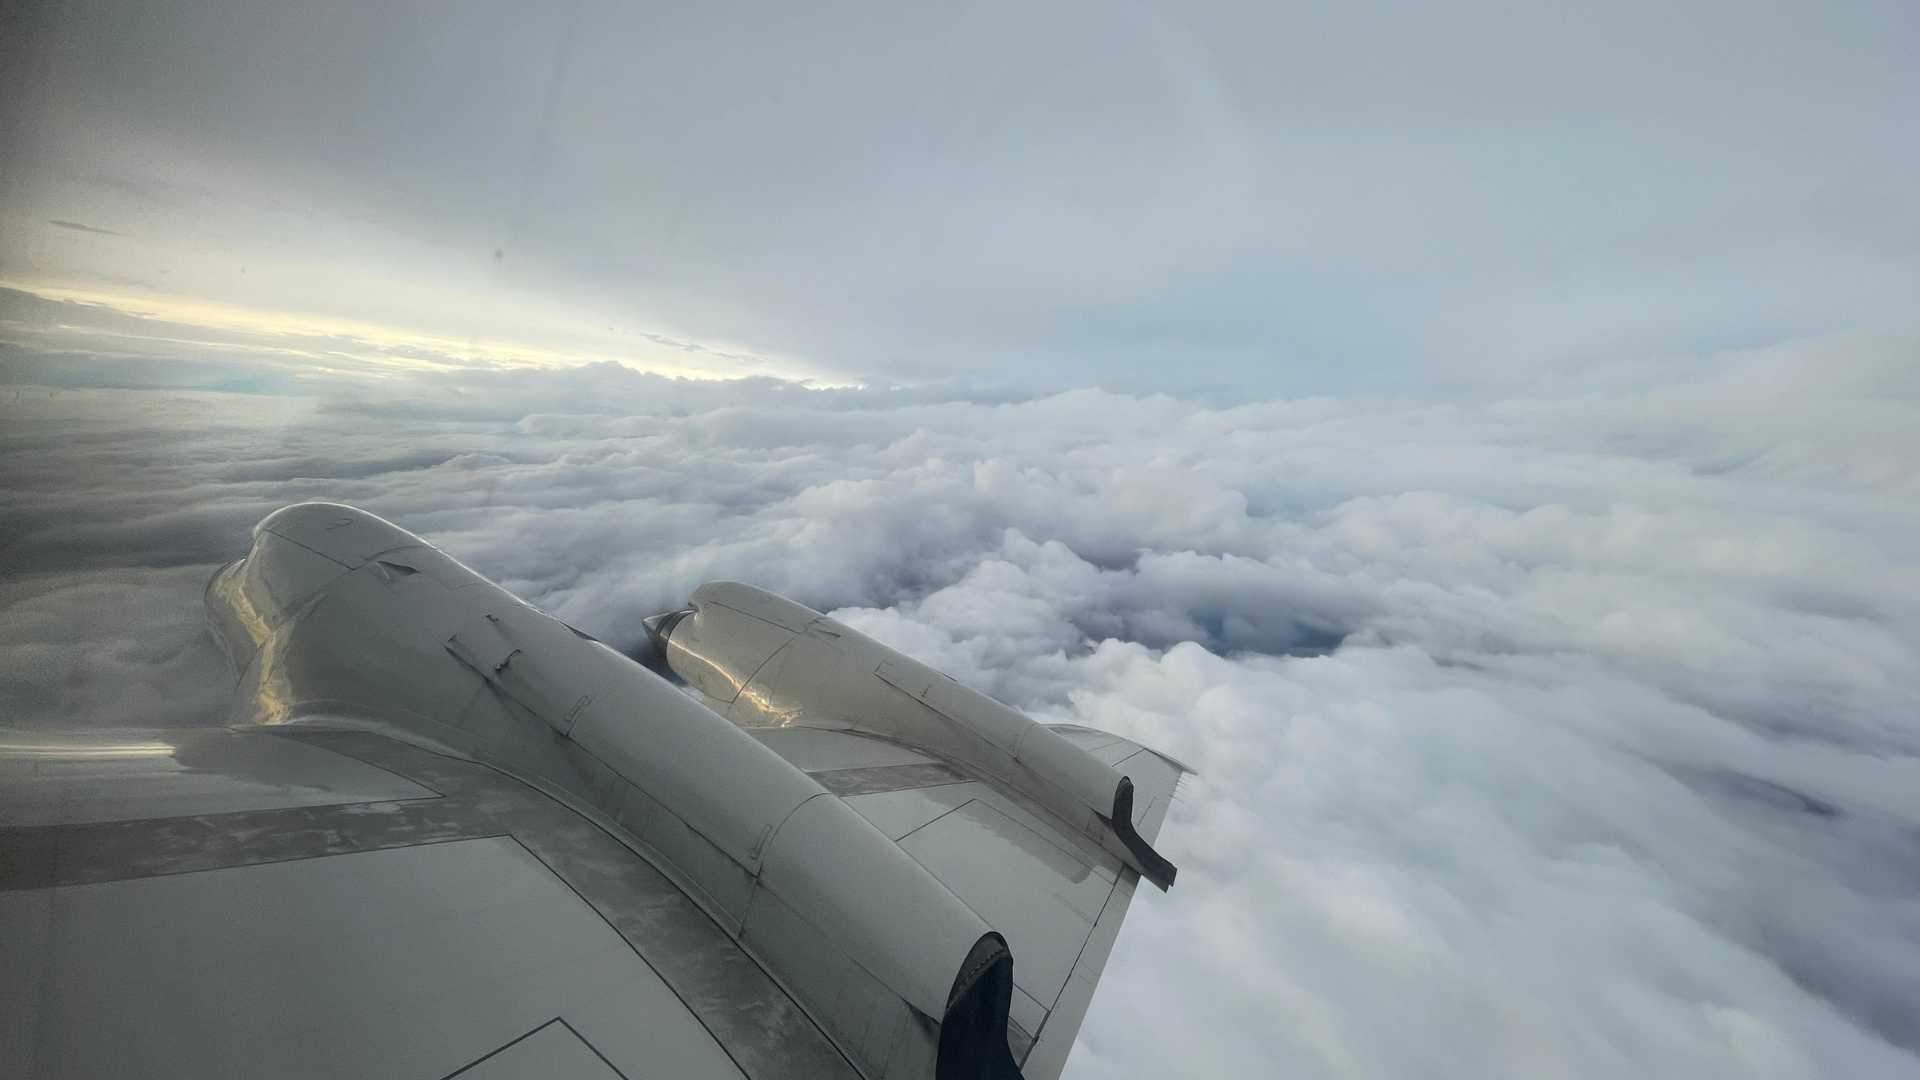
[2,503,1185,1079]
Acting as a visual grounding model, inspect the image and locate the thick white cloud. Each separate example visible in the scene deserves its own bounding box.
[2,330,1918,1076]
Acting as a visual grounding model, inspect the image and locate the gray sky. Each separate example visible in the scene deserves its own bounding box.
[4,0,1916,392]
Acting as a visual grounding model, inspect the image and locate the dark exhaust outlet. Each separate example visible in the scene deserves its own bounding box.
[937,932,1023,1079]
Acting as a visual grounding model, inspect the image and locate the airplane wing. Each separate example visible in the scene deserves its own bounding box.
[1,503,1186,1080]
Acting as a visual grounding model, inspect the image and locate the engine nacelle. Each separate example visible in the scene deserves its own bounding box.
[652,582,1178,890]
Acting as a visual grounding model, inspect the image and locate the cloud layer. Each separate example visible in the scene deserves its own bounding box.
[2,334,1918,1076]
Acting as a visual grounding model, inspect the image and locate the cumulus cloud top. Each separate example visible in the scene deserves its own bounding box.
[1,333,1918,1076]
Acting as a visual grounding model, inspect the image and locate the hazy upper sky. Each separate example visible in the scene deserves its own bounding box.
[4,0,1916,393]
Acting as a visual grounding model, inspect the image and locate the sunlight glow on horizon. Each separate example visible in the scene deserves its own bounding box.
[0,276,860,388]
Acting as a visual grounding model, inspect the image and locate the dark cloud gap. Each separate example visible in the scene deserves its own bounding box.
[210,450,479,483]
[46,219,123,236]
[1,503,263,572]
[1677,767,1842,821]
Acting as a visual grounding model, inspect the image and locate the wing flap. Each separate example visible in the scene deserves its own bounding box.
[746,722,1188,1077]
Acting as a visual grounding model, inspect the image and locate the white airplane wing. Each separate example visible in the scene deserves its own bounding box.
[0,502,1186,1080]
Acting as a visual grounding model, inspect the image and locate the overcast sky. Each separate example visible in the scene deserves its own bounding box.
[4,0,1916,392]
[4,3,1920,1078]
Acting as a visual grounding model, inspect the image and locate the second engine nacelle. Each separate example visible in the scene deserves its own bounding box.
[649,582,1177,890]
